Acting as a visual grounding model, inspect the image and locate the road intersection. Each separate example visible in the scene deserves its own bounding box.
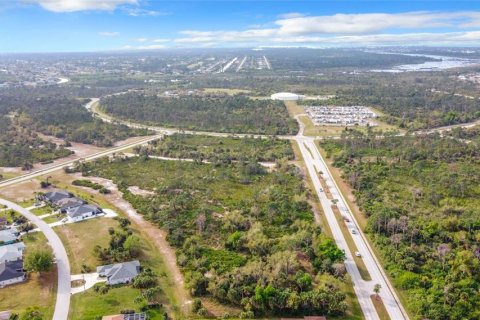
[5,96,475,319]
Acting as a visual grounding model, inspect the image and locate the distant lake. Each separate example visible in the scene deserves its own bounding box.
[370,52,479,72]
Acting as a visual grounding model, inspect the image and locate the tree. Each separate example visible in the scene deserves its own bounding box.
[124,235,141,257]
[24,250,54,274]
[373,283,382,299]
[19,307,43,320]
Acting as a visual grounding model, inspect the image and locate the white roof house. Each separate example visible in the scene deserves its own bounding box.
[0,242,25,264]
[66,204,102,222]
[270,92,304,101]
[0,228,19,246]
[97,260,140,285]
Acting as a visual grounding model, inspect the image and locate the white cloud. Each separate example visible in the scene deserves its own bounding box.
[26,0,137,12]
[135,38,149,42]
[123,44,166,50]
[125,8,168,17]
[99,31,119,37]
[174,11,480,47]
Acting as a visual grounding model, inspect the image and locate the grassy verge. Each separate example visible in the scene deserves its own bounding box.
[316,141,413,319]
[371,295,390,320]
[30,205,53,216]
[291,140,363,319]
[331,205,371,281]
[284,101,305,117]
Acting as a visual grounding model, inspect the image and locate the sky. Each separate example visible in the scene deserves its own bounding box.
[2,0,480,52]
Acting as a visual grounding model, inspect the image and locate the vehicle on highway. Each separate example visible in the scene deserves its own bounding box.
[355,251,361,257]
[351,229,357,234]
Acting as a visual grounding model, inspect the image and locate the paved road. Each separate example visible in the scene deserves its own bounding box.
[88,98,295,140]
[293,115,408,320]
[0,134,163,189]
[295,136,408,319]
[0,198,71,320]
[4,96,463,320]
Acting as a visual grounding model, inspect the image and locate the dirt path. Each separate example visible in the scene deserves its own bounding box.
[69,173,193,314]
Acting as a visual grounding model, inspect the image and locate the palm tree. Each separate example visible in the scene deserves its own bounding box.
[373,283,382,300]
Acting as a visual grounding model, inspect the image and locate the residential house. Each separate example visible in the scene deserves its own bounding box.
[0,228,19,246]
[102,313,147,320]
[97,260,140,285]
[41,190,72,205]
[0,218,7,230]
[56,197,86,213]
[0,242,25,264]
[0,259,26,287]
[66,204,102,222]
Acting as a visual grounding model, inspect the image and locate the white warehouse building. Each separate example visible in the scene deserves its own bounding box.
[271,92,304,101]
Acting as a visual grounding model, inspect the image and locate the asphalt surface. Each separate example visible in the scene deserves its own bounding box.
[6,96,472,319]
[0,198,71,320]
[0,134,163,189]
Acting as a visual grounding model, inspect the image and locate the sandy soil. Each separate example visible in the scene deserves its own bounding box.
[68,173,193,311]
[127,186,156,197]
[0,179,43,202]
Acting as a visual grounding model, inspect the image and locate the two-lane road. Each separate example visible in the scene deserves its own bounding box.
[0,199,71,320]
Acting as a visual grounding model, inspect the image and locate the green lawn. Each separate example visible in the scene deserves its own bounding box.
[30,205,53,216]
[56,218,117,274]
[69,286,166,320]
[0,232,56,318]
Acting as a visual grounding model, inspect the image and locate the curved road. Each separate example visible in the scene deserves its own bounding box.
[0,198,70,320]
[4,96,472,319]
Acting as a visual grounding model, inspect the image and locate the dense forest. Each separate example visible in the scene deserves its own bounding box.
[0,116,72,167]
[0,88,151,147]
[100,93,298,135]
[74,157,349,318]
[134,134,294,163]
[321,130,480,320]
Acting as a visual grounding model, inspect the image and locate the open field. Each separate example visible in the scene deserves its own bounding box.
[202,88,251,95]
[284,100,305,117]
[56,218,117,274]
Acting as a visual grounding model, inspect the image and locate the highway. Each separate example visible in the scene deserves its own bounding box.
[88,98,414,319]
[0,134,163,189]
[0,198,71,320]
[6,96,474,320]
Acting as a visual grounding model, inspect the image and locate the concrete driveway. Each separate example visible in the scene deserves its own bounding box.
[71,272,106,295]
[0,198,71,320]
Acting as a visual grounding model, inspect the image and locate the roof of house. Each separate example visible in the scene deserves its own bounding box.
[44,190,72,203]
[97,260,140,282]
[0,229,18,243]
[56,197,86,210]
[67,204,102,218]
[102,314,146,320]
[0,259,25,282]
[0,242,25,261]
